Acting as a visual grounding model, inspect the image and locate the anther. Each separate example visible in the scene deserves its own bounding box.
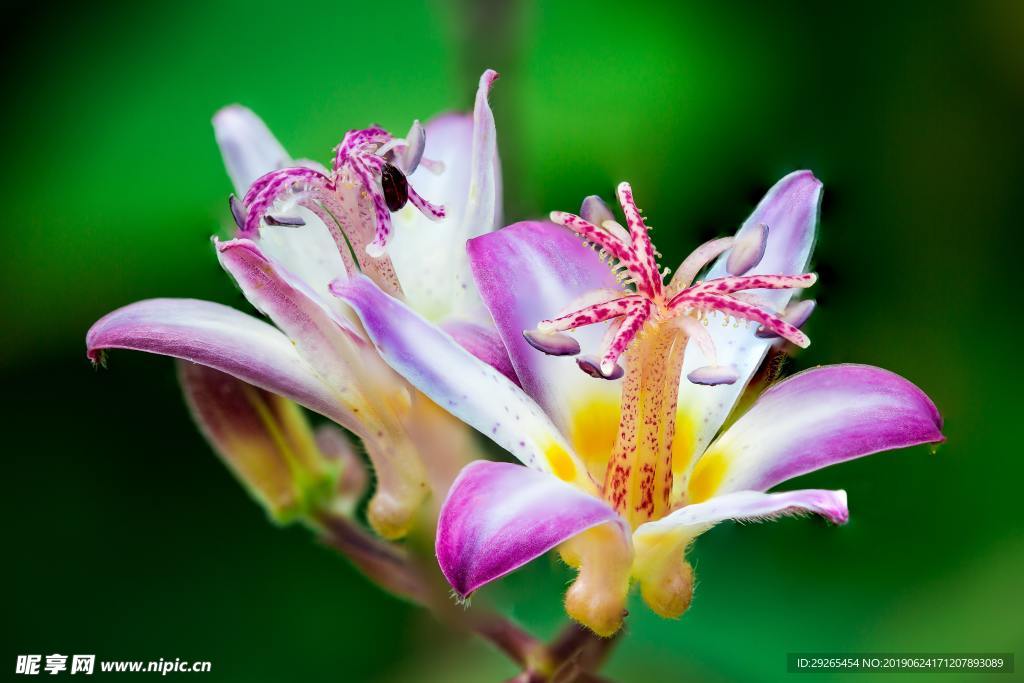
[523,329,582,356]
[687,365,739,386]
[264,214,306,227]
[577,356,624,381]
[229,194,247,231]
[756,299,816,339]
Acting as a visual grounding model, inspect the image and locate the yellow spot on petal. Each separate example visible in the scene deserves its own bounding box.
[569,397,620,481]
[546,443,577,482]
[687,450,728,503]
[670,409,697,478]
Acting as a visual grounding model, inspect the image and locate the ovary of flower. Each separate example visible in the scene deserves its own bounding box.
[540,182,816,380]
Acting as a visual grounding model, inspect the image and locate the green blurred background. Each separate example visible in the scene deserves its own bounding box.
[4,1,1022,680]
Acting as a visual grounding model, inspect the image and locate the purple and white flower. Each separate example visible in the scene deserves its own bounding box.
[334,171,944,635]
[87,71,504,538]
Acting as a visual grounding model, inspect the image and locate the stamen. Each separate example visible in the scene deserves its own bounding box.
[687,365,739,386]
[668,236,735,294]
[523,329,581,356]
[683,272,817,297]
[538,295,642,334]
[533,181,820,526]
[576,355,624,380]
[756,299,816,339]
[580,195,616,227]
[264,214,306,227]
[676,291,811,348]
[238,123,445,259]
[228,194,246,231]
[400,120,426,174]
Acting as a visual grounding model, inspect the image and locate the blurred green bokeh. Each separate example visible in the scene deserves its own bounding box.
[4,1,1022,681]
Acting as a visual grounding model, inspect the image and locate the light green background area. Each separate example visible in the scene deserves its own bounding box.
[4,1,1021,681]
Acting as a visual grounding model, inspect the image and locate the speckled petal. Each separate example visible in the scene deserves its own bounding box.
[333,275,593,489]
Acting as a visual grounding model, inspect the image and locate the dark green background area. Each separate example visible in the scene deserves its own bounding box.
[4,1,1021,681]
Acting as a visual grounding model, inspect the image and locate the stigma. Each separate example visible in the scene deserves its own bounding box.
[232,121,446,258]
[526,181,816,385]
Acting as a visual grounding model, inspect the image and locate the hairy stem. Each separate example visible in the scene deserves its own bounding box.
[314,512,621,681]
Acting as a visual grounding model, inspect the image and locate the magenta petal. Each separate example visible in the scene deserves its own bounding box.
[468,221,624,429]
[437,461,622,597]
[86,298,348,427]
[697,364,944,496]
[442,320,520,387]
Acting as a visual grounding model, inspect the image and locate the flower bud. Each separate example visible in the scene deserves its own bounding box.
[178,362,336,524]
[314,425,369,516]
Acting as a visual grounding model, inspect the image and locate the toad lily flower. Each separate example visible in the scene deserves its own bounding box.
[332,171,944,636]
[86,70,504,539]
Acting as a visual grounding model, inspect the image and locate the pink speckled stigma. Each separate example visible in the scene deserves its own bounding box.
[232,121,446,259]
[525,181,817,384]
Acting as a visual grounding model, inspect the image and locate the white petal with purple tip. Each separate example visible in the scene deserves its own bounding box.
[213,105,290,197]
[86,298,354,430]
[333,275,593,489]
[686,364,944,501]
[674,171,822,494]
[636,488,849,544]
[437,461,624,597]
[388,70,502,324]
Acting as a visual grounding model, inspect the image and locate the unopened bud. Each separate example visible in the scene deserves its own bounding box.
[177,362,336,524]
[314,425,368,516]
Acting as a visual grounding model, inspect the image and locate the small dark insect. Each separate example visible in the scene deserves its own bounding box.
[380,162,409,212]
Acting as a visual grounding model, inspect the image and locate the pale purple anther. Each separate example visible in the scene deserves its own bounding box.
[576,355,624,380]
[687,364,740,386]
[264,214,305,227]
[579,195,616,227]
[523,329,582,356]
[400,120,427,174]
[726,223,769,275]
[229,194,247,231]
[756,298,816,339]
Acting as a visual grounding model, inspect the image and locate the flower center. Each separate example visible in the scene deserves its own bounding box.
[525,182,817,525]
[229,121,447,280]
